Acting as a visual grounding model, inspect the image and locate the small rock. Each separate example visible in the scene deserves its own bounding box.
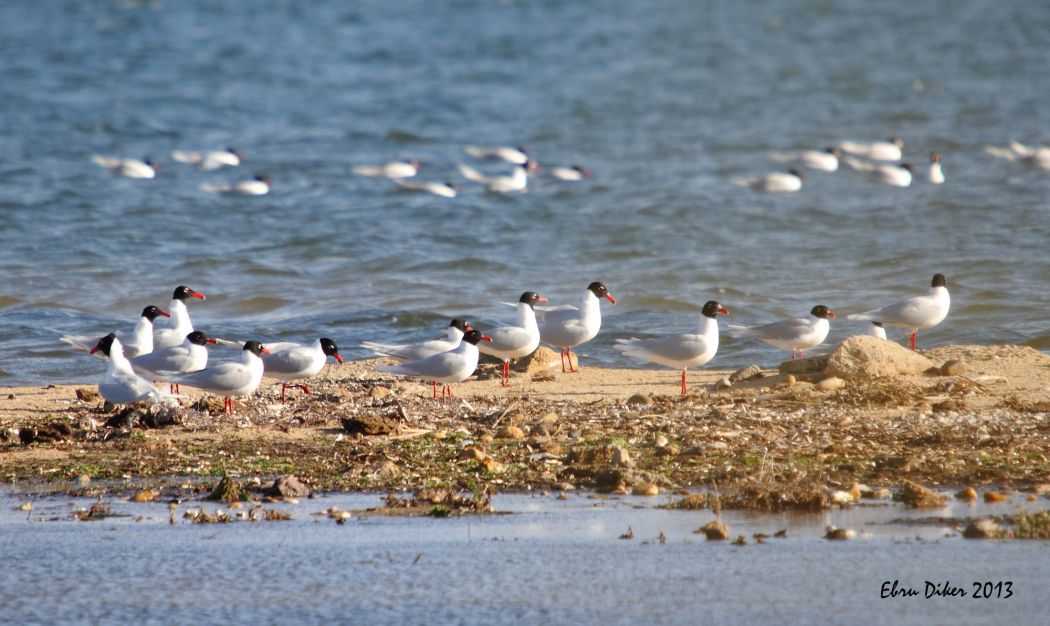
[815,376,846,392]
[611,445,633,468]
[555,482,575,491]
[963,519,1003,539]
[77,474,91,488]
[132,490,158,503]
[830,490,854,505]
[825,526,856,541]
[729,364,762,384]
[933,399,962,413]
[939,359,967,376]
[983,491,1008,503]
[534,413,559,435]
[626,393,650,406]
[75,388,100,403]
[823,335,935,380]
[340,415,400,436]
[369,386,393,399]
[481,458,505,474]
[698,520,729,540]
[896,480,947,508]
[778,354,829,375]
[371,461,401,479]
[266,476,311,498]
[459,446,487,461]
[782,374,797,386]
[479,434,494,444]
[657,444,680,457]
[632,483,659,497]
[515,346,566,373]
[653,435,669,448]
[714,377,732,391]
[496,425,526,440]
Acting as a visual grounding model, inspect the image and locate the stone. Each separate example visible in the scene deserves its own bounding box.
[460,446,486,461]
[266,476,311,498]
[653,435,669,448]
[369,386,393,399]
[534,413,559,435]
[657,444,680,457]
[963,519,1003,539]
[133,490,158,503]
[513,347,568,373]
[815,376,846,392]
[632,483,659,496]
[714,377,732,391]
[896,480,947,508]
[626,393,650,406]
[75,388,100,403]
[611,445,633,468]
[729,364,763,384]
[481,458,505,474]
[340,415,400,436]
[823,335,935,380]
[939,359,967,376]
[933,399,962,413]
[782,374,797,386]
[698,520,729,540]
[983,491,1008,503]
[829,490,854,505]
[778,354,829,375]
[824,526,856,540]
[496,425,526,440]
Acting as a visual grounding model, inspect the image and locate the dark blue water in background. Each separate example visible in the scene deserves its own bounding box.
[1,0,1048,384]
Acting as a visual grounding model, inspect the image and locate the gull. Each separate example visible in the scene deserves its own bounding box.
[537,281,616,372]
[731,169,805,193]
[61,305,170,359]
[867,322,887,340]
[377,329,492,400]
[768,147,843,172]
[928,152,945,184]
[464,145,529,165]
[847,273,950,350]
[393,179,459,198]
[478,291,548,387]
[843,157,915,187]
[615,300,729,395]
[171,147,242,171]
[728,305,836,360]
[838,137,905,161]
[458,162,533,193]
[352,159,421,179]
[90,334,178,406]
[549,165,593,181]
[153,286,206,350]
[199,174,272,196]
[983,141,1050,170]
[91,155,158,179]
[262,338,343,402]
[362,318,472,363]
[131,330,216,382]
[158,341,270,414]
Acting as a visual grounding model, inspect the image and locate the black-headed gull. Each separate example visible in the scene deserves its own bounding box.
[157,340,270,414]
[768,147,843,172]
[549,165,592,181]
[731,169,805,193]
[928,152,945,184]
[361,318,472,363]
[61,305,170,359]
[983,141,1050,170]
[262,337,343,402]
[615,300,729,395]
[377,328,492,400]
[90,334,177,406]
[199,174,272,196]
[153,286,206,350]
[537,281,616,373]
[843,157,915,187]
[352,159,421,179]
[728,305,835,360]
[131,330,216,381]
[171,147,242,171]
[464,145,529,165]
[847,273,949,351]
[478,291,548,387]
[838,137,905,161]
[458,161,534,193]
[866,321,887,340]
[393,179,459,198]
[92,155,158,179]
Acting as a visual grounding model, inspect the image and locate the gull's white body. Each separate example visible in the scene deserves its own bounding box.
[464,145,528,165]
[171,150,241,171]
[199,179,270,196]
[843,157,913,187]
[458,164,528,193]
[537,291,604,350]
[97,337,176,406]
[866,323,887,340]
[929,160,945,184]
[394,179,457,198]
[352,161,419,179]
[131,335,209,377]
[615,312,721,371]
[92,155,156,179]
[61,315,156,359]
[158,347,265,398]
[729,313,831,352]
[153,299,196,351]
[377,340,480,385]
[848,285,950,332]
[549,166,589,181]
[362,326,465,363]
[984,141,1050,170]
[478,302,541,362]
[732,171,803,193]
[768,150,839,172]
[263,339,331,382]
[838,140,903,161]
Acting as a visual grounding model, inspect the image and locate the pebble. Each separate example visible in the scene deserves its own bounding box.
[830,490,854,505]
[653,435,669,448]
[729,364,762,384]
[369,386,393,399]
[481,458,505,474]
[939,359,967,376]
[132,490,158,503]
[824,526,856,541]
[632,483,659,497]
[626,393,650,406]
[555,482,575,491]
[611,445,634,468]
[698,520,729,540]
[983,491,1008,503]
[496,425,525,440]
[815,376,846,392]
[77,474,91,488]
[782,374,797,386]
[955,486,977,501]
[963,519,1002,539]
[714,377,732,391]
[897,480,947,508]
[656,444,680,457]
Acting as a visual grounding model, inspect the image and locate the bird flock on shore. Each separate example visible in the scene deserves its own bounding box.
[62,272,951,411]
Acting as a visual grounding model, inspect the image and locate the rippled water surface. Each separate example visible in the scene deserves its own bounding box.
[2,491,1048,625]
[1,0,1048,383]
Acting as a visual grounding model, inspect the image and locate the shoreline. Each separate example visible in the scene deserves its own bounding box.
[2,343,1049,508]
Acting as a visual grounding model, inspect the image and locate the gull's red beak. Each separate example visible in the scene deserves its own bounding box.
[465,326,474,332]
[206,338,218,344]
[827,311,837,319]
[89,345,100,354]
[719,306,730,315]
[261,347,271,355]
[605,294,616,304]
[190,291,205,300]
[537,296,549,303]
[158,310,171,318]
[334,353,344,364]
[481,336,493,342]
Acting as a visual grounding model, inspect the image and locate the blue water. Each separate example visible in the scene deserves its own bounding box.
[1,0,1048,383]
[2,491,1048,625]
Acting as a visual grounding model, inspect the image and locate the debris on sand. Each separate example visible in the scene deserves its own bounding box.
[824,526,857,541]
[208,469,247,503]
[341,414,401,436]
[381,486,494,517]
[963,519,1003,539]
[895,480,947,508]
